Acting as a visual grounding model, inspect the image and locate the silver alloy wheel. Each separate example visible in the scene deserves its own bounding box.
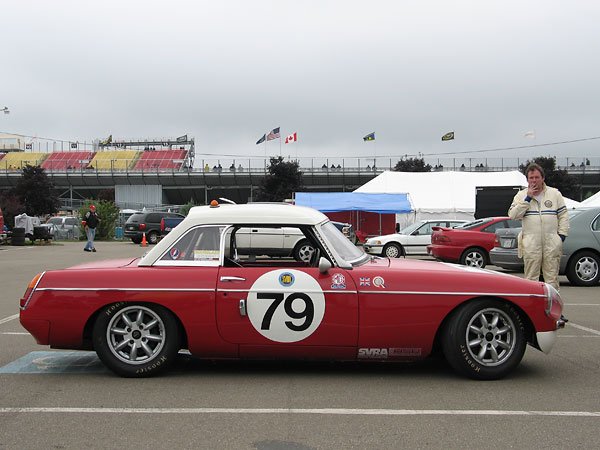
[465,307,516,367]
[575,256,598,282]
[464,250,485,268]
[106,305,166,365]
[298,244,315,263]
[384,244,400,258]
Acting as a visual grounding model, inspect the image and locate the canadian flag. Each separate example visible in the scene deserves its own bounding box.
[285,132,297,144]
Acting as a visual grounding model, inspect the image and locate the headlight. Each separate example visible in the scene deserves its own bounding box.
[543,282,561,316]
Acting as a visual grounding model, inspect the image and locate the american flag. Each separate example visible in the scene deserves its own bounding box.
[266,127,280,141]
[359,277,371,286]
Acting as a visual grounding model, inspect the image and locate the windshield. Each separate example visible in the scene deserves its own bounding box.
[48,217,63,225]
[320,221,368,265]
[397,221,424,235]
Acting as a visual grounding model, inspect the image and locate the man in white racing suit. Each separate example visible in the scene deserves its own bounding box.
[508,163,569,290]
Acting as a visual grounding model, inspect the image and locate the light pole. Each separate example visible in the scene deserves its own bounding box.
[1,107,9,114]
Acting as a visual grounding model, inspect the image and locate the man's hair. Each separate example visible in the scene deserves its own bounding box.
[525,162,545,178]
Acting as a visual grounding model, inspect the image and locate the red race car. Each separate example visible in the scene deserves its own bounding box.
[428,217,522,269]
[20,204,565,380]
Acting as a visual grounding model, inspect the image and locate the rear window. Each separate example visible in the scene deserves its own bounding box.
[456,219,492,230]
[127,213,145,223]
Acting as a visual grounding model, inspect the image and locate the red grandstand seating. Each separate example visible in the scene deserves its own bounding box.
[41,152,94,170]
[133,149,188,170]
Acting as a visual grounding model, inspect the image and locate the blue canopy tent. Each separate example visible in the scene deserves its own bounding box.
[294,192,413,236]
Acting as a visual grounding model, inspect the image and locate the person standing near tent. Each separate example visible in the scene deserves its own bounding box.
[82,204,101,252]
[508,163,569,290]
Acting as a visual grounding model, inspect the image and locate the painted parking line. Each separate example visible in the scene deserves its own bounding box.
[0,406,599,418]
[0,314,19,325]
[568,322,600,336]
[0,351,108,374]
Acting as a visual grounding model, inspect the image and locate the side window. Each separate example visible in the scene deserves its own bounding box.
[418,223,433,235]
[145,213,159,223]
[160,225,223,264]
[592,215,600,232]
[482,221,506,233]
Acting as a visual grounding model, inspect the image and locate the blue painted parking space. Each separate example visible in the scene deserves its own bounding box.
[0,351,108,374]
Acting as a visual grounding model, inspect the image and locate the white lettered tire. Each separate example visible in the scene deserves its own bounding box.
[93,302,180,377]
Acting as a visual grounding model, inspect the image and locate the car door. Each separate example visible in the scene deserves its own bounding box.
[406,222,436,255]
[215,256,358,358]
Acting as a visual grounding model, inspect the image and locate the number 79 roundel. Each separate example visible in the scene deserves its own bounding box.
[247,269,326,343]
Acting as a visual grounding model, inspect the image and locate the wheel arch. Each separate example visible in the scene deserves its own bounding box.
[430,295,536,356]
[82,301,189,351]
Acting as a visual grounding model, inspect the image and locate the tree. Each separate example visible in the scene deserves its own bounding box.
[179,199,197,216]
[78,200,120,240]
[0,191,25,231]
[254,156,304,202]
[519,156,579,199]
[393,157,431,172]
[13,165,59,216]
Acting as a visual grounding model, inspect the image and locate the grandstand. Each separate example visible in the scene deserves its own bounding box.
[89,150,140,170]
[41,151,94,170]
[0,152,48,169]
[133,149,189,170]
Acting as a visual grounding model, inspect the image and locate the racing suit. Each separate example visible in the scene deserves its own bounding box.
[508,184,569,290]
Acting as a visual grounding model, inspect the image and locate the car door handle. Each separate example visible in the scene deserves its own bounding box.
[220,276,246,282]
[239,299,247,317]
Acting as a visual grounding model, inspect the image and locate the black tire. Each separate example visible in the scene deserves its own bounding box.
[12,227,25,237]
[131,236,142,244]
[147,231,159,245]
[566,251,600,286]
[11,235,25,246]
[383,242,403,258]
[93,303,180,377]
[441,300,526,380]
[293,239,315,263]
[461,247,487,268]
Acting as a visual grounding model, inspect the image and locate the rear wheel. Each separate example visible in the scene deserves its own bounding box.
[147,231,159,245]
[441,300,526,380]
[461,247,487,268]
[566,251,600,286]
[93,303,180,377]
[383,243,403,258]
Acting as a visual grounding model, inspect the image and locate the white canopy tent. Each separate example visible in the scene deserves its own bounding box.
[582,190,600,207]
[355,171,527,229]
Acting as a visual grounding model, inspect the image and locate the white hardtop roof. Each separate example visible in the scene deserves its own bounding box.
[582,190,600,207]
[185,203,328,226]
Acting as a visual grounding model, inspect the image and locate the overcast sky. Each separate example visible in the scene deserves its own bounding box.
[2,1,599,165]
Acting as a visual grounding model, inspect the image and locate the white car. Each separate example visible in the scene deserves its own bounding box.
[364,219,469,257]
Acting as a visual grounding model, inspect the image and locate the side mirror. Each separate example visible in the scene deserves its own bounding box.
[395,223,400,233]
[318,257,332,274]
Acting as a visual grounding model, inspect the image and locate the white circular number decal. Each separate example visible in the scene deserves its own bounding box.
[247,269,325,343]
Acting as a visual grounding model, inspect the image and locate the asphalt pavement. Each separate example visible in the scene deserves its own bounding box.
[1,241,599,449]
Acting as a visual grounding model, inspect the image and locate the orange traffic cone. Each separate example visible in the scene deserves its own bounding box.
[140,232,148,247]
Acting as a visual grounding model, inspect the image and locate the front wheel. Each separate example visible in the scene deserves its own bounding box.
[461,247,487,268]
[441,300,526,380]
[294,239,315,263]
[566,251,600,286]
[93,303,180,377]
[383,243,403,258]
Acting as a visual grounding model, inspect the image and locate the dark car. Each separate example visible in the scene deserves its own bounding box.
[489,207,600,286]
[124,211,185,244]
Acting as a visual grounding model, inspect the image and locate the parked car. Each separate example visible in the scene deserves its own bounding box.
[428,217,523,268]
[124,211,185,244]
[20,202,566,380]
[46,216,82,240]
[364,219,468,257]
[332,221,358,244]
[489,207,600,286]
